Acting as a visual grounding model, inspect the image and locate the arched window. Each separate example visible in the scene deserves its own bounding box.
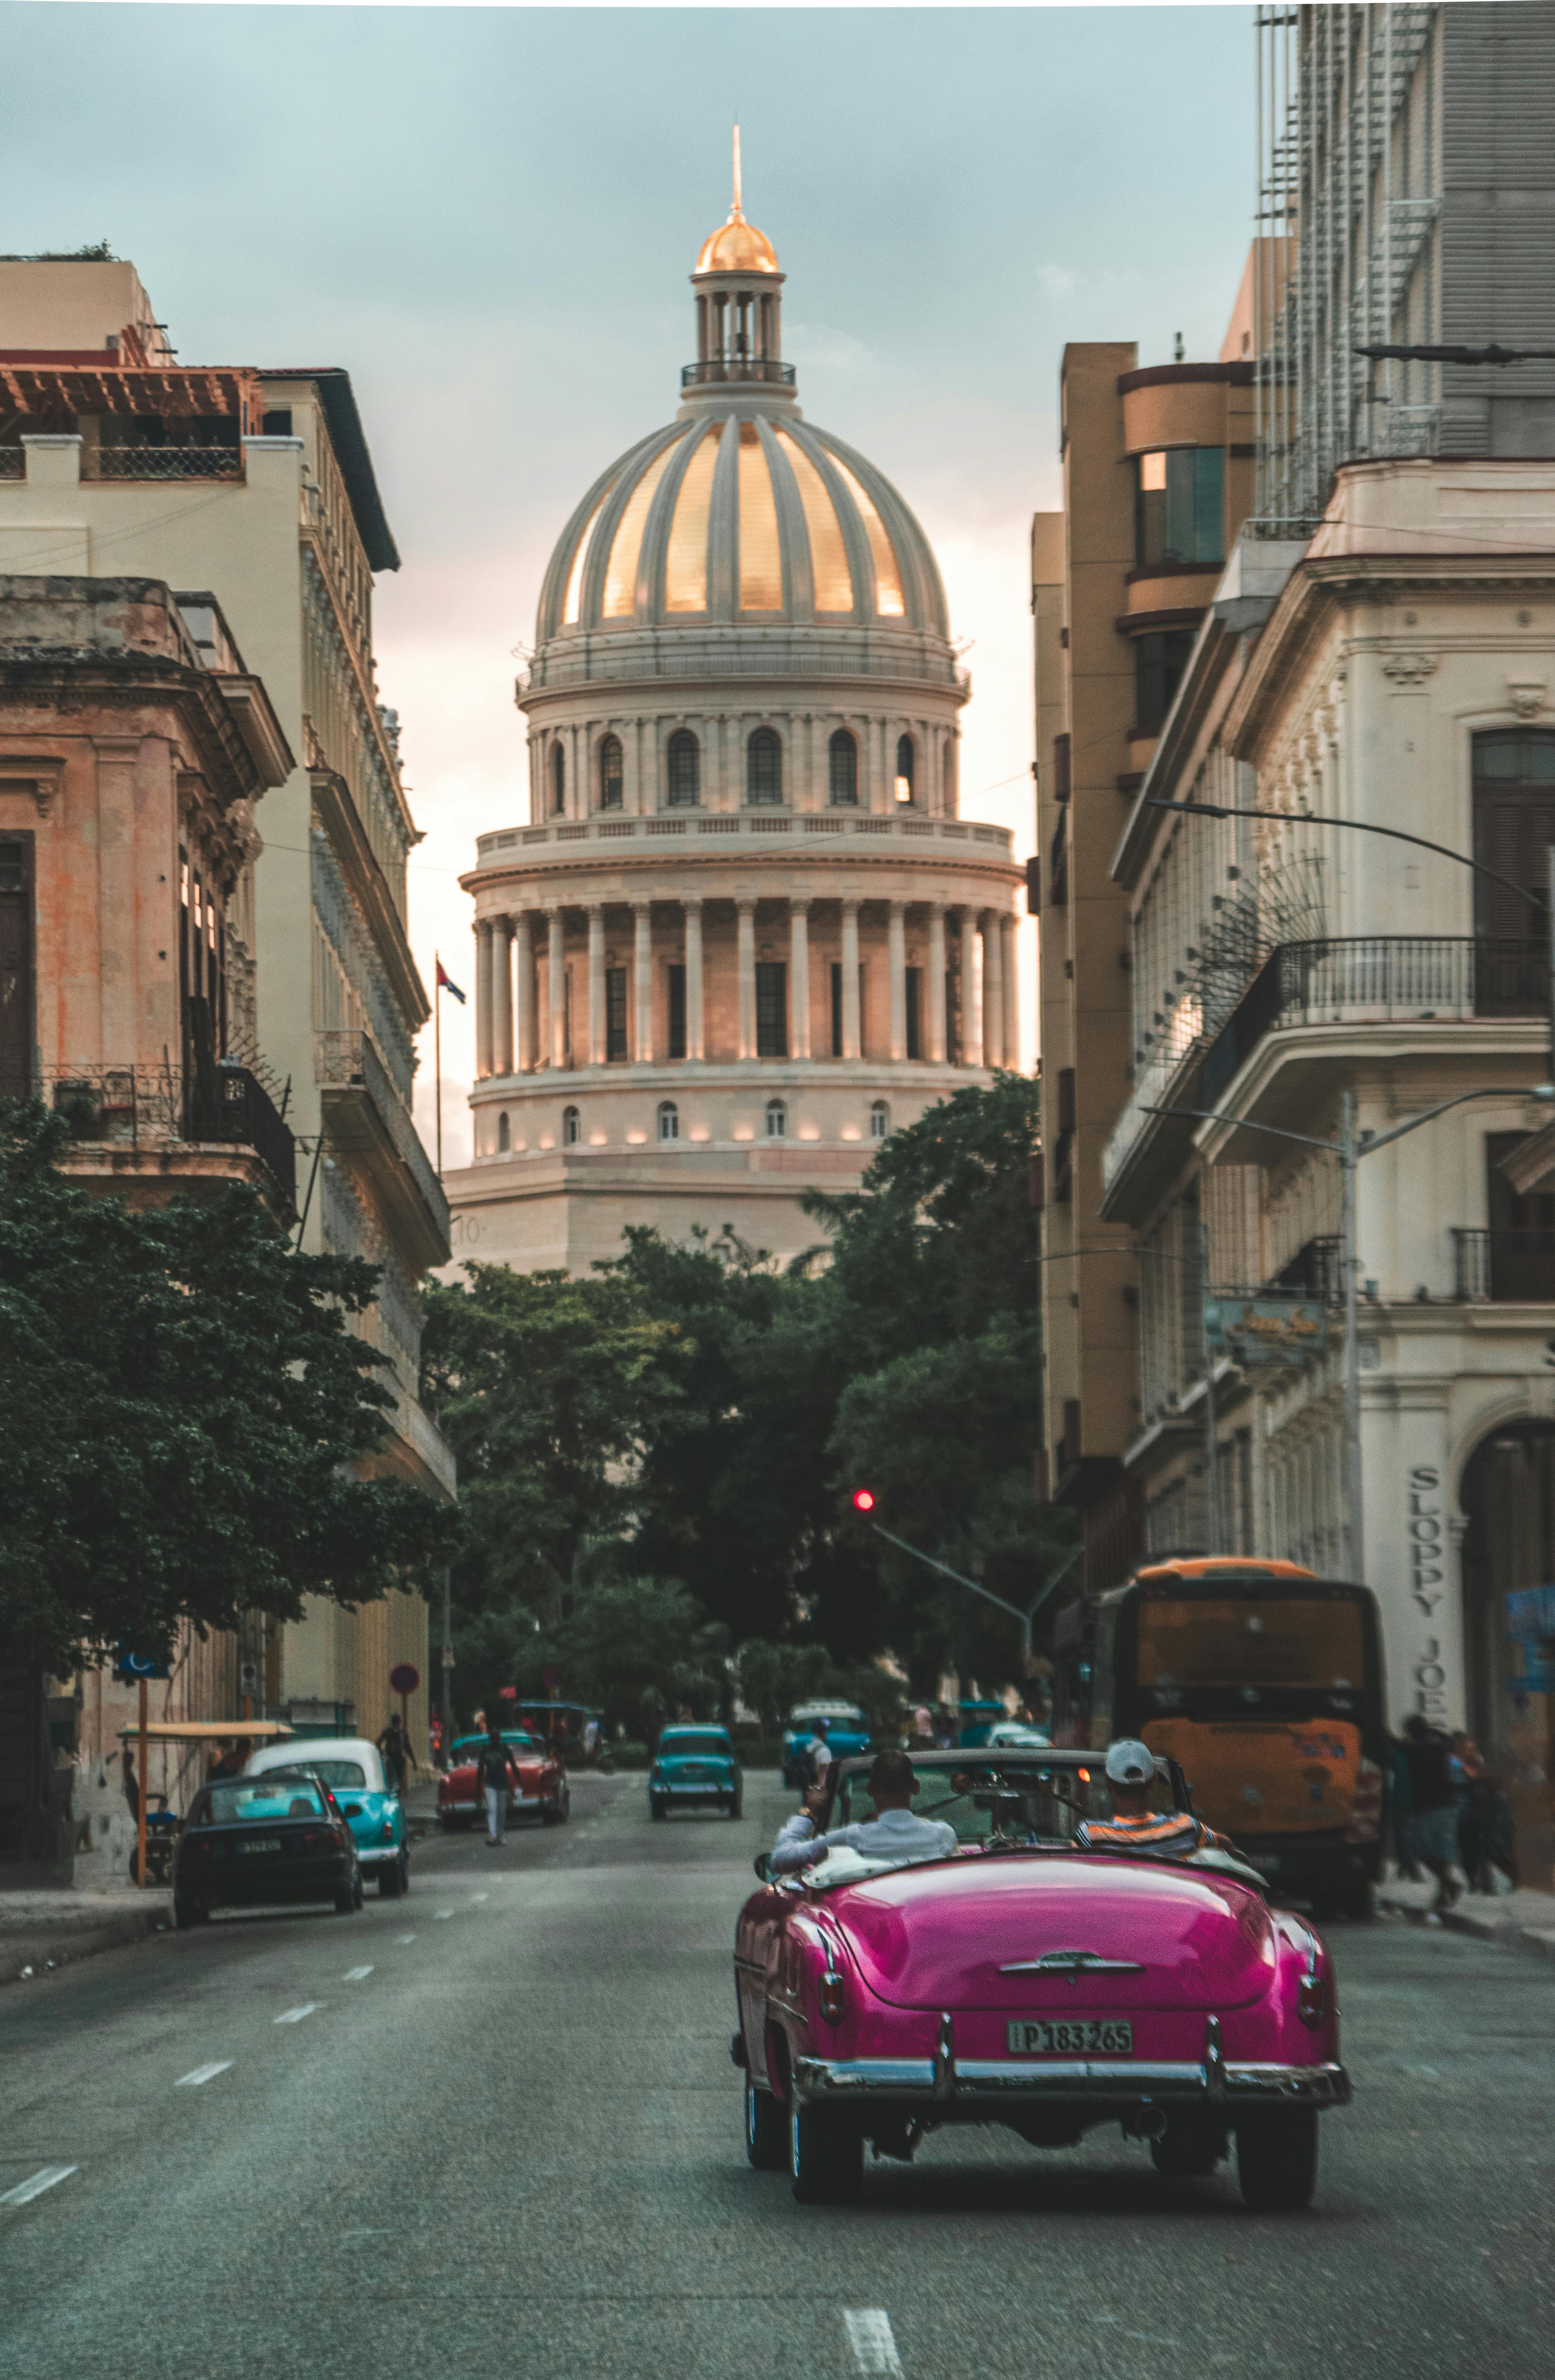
[829,728,858,807]
[666,728,700,808]
[765,1097,787,1140]
[497,1110,511,1153]
[657,1099,679,1143]
[563,1105,580,1147]
[598,734,623,810]
[551,742,566,816]
[746,725,782,807]
[894,734,915,805]
[870,1098,890,1141]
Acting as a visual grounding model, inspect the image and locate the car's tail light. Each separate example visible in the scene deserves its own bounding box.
[819,1964,846,2026]
[380,1818,397,1841]
[1297,1973,1327,2028]
[1345,1757,1383,1843]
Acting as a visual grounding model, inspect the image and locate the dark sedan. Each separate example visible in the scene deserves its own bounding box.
[173,1770,363,1928]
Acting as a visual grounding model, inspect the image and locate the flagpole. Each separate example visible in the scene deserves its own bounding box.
[434,954,443,1177]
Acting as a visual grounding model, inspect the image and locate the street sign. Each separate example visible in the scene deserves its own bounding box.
[113,1646,169,1683]
[498,1685,518,1701]
[388,1663,420,1696]
[543,1666,561,1693]
[1204,1293,1327,1367]
[238,1660,259,1696]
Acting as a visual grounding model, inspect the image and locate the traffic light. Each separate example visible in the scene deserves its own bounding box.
[851,1488,877,1514]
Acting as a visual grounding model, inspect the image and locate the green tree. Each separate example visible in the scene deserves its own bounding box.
[0,1100,450,1674]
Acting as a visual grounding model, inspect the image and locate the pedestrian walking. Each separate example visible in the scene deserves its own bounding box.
[377,1713,410,1793]
[476,1724,519,1846]
[1385,1731,1418,1879]
[803,1715,832,1790]
[1399,1715,1462,1915]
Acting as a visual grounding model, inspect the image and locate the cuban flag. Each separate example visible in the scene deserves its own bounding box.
[436,957,466,1005]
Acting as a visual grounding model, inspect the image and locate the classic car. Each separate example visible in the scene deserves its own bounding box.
[650,1725,743,1820]
[733,1748,1349,2210]
[438,1731,570,1830]
[244,1736,410,1897]
[781,1701,870,1789]
[173,1770,362,1927]
[512,1700,611,1767]
[985,1720,1053,1750]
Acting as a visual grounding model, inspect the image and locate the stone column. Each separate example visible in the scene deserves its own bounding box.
[789,898,811,1060]
[492,916,515,1078]
[514,913,535,1072]
[587,905,606,1066]
[737,898,757,1060]
[474,919,494,1079]
[927,904,947,1062]
[982,910,1004,1069]
[1001,913,1019,1068]
[841,899,862,1061]
[684,897,705,1060]
[633,900,653,1062]
[547,908,567,1070]
[959,908,982,1066]
[887,900,907,1062]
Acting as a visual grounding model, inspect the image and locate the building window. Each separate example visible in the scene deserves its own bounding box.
[894,734,915,805]
[497,1110,510,1152]
[870,1099,889,1140]
[668,963,687,1060]
[1472,728,1555,944]
[829,728,858,806]
[766,1097,788,1140]
[1135,448,1225,569]
[1134,631,1196,738]
[261,408,293,439]
[756,961,788,1057]
[606,967,628,1061]
[598,734,624,810]
[563,1104,580,1147]
[551,742,566,815]
[905,966,922,1059]
[666,728,700,807]
[747,725,782,806]
[658,1099,679,1143]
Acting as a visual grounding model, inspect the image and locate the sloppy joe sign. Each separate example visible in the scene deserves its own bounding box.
[1406,1464,1450,1724]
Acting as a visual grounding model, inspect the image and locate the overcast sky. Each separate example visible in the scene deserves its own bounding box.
[0,2,1255,1165]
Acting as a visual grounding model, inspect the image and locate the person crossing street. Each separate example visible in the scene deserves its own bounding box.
[476,1724,519,1846]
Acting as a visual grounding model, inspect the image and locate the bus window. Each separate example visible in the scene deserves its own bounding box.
[1136,1599,1365,1694]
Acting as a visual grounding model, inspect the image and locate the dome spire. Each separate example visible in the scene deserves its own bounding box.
[687,135,791,404]
[732,122,743,220]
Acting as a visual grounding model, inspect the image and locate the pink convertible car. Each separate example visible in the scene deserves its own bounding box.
[733,1749,1349,2210]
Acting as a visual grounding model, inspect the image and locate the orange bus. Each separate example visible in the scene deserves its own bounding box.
[1051,1557,1387,1918]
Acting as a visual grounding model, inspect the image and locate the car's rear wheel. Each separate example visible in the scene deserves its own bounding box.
[1151,2118,1226,2179]
[378,1858,406,1898]
[173,1891,207,1931]
[790,2104,863,2205]
[650,1796,667,1821]
[745,2074,787,2170]
[729,1796,743,1821]
[334,1888,356,1915]
[1236,2108,1319,2210]
[1332,1874,1374,1921]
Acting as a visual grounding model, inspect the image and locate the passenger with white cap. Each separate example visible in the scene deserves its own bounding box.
[1075,1739,1232,1857]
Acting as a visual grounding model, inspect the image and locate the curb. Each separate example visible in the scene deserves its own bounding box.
[1378,1887,1555,1968]
[1,1901,170,1986]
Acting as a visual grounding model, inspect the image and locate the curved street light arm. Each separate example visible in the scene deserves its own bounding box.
[1144,800,1547,921]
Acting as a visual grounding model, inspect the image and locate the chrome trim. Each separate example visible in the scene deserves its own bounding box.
[933,2013,954,2101]
[791,2051,1350,2108]
[1205,2013,1225,2102]
[998,1952,1145,1977]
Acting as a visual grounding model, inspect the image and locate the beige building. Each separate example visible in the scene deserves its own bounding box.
[447,184,1023,1274]
[0,256,452,1828]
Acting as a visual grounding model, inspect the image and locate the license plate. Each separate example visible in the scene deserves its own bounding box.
[238,1838,281,1855]
[1006,2020,1133,2056]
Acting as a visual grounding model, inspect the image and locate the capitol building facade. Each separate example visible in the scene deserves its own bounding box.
[446,175,1023,1273]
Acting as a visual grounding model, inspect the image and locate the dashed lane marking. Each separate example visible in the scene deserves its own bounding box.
[274,2004,324,2024]
[0,2167,78,2207]
[343,1966,374,1981]
[469,1892,489,1903]
[394,1933,416,1944]
[434,1910,454,1920]
[176,2062,234,2088]
[844,2311,904,2377]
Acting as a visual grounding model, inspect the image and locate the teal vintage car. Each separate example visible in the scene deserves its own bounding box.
[244,1736,410,1897]
[650,1725,743,1821]
[781,1700,870,1789]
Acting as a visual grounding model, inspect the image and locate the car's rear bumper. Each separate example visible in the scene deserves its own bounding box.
[355,1844,403,1866]
[655,1782,736,1796]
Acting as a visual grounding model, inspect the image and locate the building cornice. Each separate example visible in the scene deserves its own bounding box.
[309,760,430,1029]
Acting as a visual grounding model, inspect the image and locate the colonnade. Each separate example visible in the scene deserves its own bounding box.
[473,896,1019,1078]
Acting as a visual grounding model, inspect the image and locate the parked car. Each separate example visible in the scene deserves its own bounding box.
[985,1721,1053,1750]
[512,1700,610,1766]
[781,1701,870,1789]
[244,1737,410,1898]
[733,1747,1349,2209]
[174,1770,362,1927]
[438,1731,569,1830]
[650,1725,743,1820]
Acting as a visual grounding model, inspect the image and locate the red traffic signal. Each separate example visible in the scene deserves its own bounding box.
[851,1488,877,1514]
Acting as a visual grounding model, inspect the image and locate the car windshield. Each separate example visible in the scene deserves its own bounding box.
[282,1759,368,1789]
[658,1732,731,1758]
[198,1779,327,1826]
[454,1735,538,1758]
[831,1758,1181,1850]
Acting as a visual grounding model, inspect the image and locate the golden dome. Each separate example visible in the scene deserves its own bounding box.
[695,210,780,277]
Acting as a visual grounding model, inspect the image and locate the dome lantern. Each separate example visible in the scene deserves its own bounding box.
[685,127,793,407]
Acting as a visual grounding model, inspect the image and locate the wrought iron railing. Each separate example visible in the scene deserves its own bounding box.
[42,1062,295,1211]
[0,445,23,480]
[1203,937,1547,1107]
[1271,1234,1343,1305]
[681,358,796,389]
[1453,1227,1555,1305]
[316,1029,449,1242]
[87,445,244,482]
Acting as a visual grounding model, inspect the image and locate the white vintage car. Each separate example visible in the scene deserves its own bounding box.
[244,1736,410,1897]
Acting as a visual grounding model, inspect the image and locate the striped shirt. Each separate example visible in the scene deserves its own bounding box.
[1075,1810,1229,1857]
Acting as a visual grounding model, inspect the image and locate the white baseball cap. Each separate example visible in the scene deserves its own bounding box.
[1104,1739,1156,1787]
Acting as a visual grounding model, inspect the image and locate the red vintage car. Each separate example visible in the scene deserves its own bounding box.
[438,1731,570,1830]
[733,1748,1349,2209]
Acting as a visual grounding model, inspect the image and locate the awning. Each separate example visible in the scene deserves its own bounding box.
[116,1720,294,1741]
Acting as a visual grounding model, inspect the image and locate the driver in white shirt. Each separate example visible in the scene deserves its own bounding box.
[770,1749,960,1874]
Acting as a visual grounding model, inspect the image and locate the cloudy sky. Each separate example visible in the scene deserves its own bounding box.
[1,2,1254,1166]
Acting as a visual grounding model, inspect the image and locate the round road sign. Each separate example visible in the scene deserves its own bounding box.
[389,1662,420,1695]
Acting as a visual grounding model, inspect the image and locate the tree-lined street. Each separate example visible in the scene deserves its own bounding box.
[4,1770,1553,2379]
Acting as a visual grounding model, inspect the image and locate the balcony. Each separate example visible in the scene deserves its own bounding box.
[47,1062,295,1217]
[317,1029,450,1271]
[85,445,243,482]
[1272,1234,1342,1304]
[474,812,1014,866]
[681,358,796,390]
[1453,1228,1555,1304]
[1202,937,1547,1108]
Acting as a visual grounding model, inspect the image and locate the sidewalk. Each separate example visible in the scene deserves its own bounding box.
[1377,1870,1555,1967]
[0,1887,172,1985]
